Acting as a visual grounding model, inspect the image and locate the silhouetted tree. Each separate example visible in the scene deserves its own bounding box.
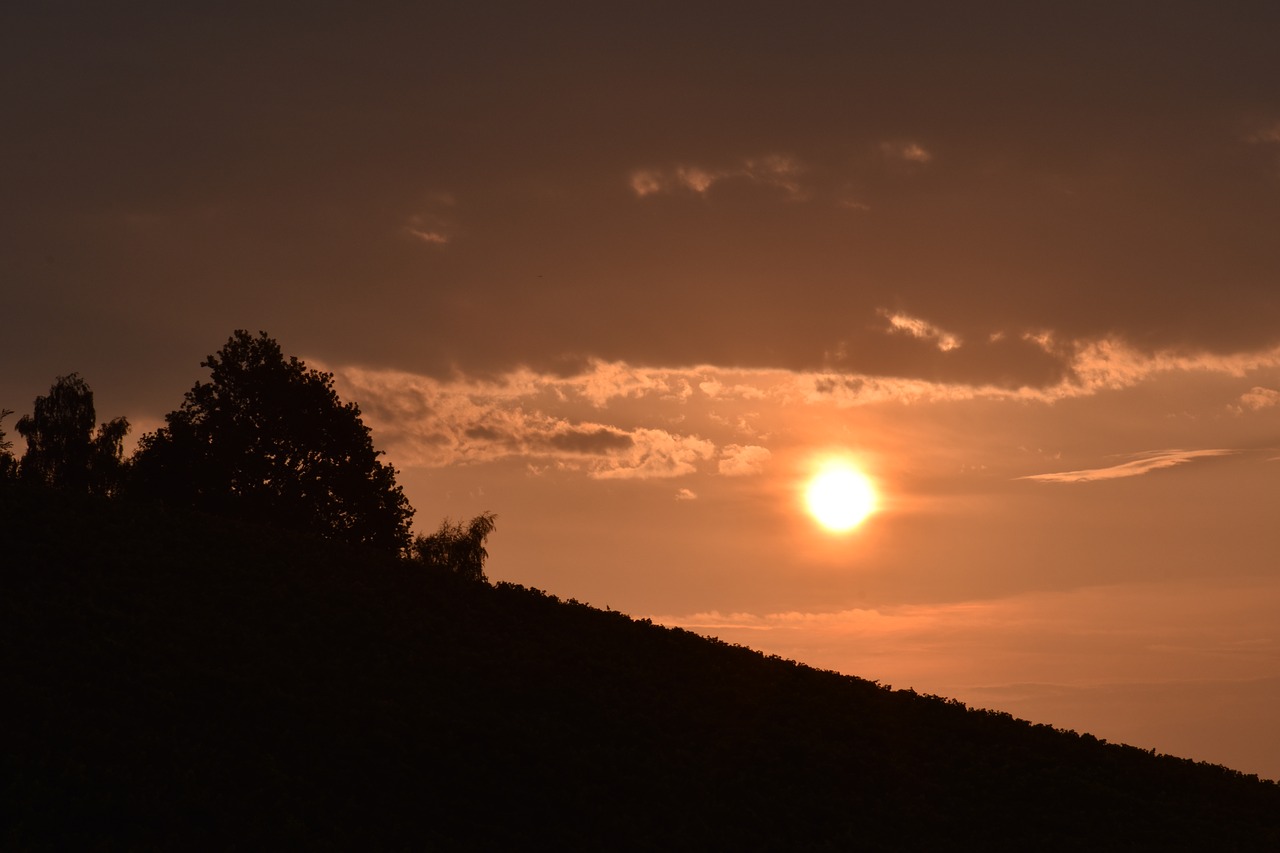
[131,330,414,554]
[15,374,130,495]
[0,408,17,481]
[412,512,497,582]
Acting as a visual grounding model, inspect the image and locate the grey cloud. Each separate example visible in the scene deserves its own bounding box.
[822,331,1071,390]
[465,425,514,443]
[8,1,1280,414]
[547,428,635,454]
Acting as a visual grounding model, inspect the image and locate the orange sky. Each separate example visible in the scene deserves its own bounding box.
[4,1,1279,778]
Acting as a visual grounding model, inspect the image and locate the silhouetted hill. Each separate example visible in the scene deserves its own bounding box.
[4,483,1278,850]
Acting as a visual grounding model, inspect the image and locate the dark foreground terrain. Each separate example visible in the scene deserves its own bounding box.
[4,484,1278,850]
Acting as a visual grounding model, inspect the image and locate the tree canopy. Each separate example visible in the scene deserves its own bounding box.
[131,331,414,554]
[14,374,129,495]
[0,408,17,481]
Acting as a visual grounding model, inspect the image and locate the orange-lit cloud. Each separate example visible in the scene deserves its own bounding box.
[808,338,1280,407]
[883,311,962,352]
[648,579,1280,693]
[321,362,714,478]
[587,428,715,480]
[629,154,804,199]
[1230,386,1280,414]
[403,199,457,245]
[321,333,1280,483]
[1017,449,1238,484]
[645,580,1280,778]
[404,227,449,245]
[880,140,933,163]
[717,444,771,476]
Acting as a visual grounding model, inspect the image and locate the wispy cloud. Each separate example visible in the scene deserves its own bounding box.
[404,225,450,245]
[647,578,1280,686]
[629,154,804,199]
[880,140,933,164]
[884,311,962,352]
[1245,121,1280,145]
[1018,449,1237,484]
[402,197,457,245]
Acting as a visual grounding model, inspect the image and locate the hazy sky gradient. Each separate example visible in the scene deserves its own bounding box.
[5,1,1279,778]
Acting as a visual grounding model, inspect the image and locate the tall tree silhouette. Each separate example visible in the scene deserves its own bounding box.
[131,330,414,554]
[15,374,130,495]
[412,513,497,582]
[0,408,17,481]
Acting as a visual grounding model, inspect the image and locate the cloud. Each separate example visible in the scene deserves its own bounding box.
[1018,449,1237,484]
[630,166,718,197]
[1230,386,1280,415]
[321,362,711,477]
[632,165,718,195]
[880,140,933,163]
[464,425,512,443]
[402,194,459,244]
[404,226,449,244]
[321,335,1280,481]
[699,378,765,400]
[402,207,455,245]
[741,154,805,197]
[647,604,949,635]
[884,311,962,352]
[1054,340,1280,400]
[575,361,694,407]
[646,578,1280,684]
[1245,121,1280,144]
[647,580,1280,777]
[629,154,804,199]
[674,488,698,501]
[547,428,634,454]
[806,338,1280,408]
[588,428,715,480]
[718,444,771,476]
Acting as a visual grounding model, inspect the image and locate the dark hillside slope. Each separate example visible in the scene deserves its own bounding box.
[3,484,1278,850]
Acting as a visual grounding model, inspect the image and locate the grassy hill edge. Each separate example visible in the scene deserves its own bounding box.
[4,483,1278,849]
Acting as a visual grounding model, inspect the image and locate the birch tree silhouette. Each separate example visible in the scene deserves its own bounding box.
[15,375,129,495]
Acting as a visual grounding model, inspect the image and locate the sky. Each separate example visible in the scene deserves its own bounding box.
[4,1,1280,778]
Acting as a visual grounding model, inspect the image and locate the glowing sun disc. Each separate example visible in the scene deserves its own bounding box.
[805,465,877,532]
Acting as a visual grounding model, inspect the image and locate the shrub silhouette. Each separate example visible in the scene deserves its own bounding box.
[412,512,497,581]
[14,374,129,495]
[130,330,414,554]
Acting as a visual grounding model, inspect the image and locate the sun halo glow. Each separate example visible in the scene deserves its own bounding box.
[805,463,878,533]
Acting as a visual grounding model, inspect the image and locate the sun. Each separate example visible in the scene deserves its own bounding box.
[805,462,878,532]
